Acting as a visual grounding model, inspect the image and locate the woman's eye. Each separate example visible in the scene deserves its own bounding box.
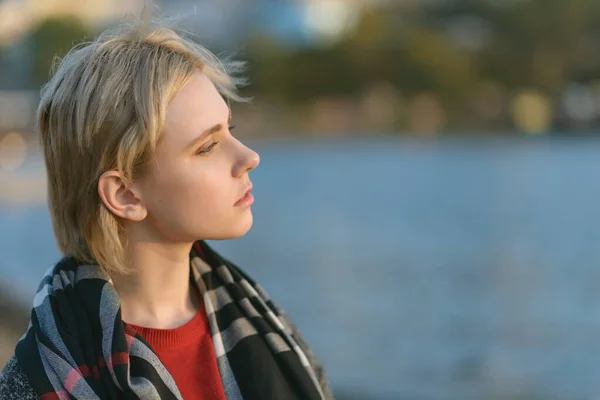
[196,141,219,155]
[195,125,235,155]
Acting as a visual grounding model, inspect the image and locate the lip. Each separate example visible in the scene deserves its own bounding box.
[234,183,254,207]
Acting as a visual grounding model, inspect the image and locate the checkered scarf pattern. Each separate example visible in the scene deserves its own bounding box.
[15,240,333,399]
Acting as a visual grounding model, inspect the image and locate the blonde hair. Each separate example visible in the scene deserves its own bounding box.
[38,10,247,275]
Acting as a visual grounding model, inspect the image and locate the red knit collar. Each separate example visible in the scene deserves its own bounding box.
[127,304,208,349]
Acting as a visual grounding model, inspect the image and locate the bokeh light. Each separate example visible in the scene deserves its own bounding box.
[511,90,552,135]
[0,132,27,171]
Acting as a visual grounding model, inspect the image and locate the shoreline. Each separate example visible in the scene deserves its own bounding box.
[0,284,29,367]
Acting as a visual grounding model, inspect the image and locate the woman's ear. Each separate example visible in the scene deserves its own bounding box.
[98,170,147,221]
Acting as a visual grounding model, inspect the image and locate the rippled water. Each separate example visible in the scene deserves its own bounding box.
[2,137,600,399]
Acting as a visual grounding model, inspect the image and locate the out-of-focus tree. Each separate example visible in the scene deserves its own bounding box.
[432,0,600,93]
[245,35,359,103]
[27,16,91,85]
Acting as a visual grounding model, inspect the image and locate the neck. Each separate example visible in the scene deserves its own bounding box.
[111,238,200,329]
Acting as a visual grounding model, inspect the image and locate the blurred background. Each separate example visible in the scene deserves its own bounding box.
[2,0,600,399]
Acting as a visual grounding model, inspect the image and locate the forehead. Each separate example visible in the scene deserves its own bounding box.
[162,70,229,144]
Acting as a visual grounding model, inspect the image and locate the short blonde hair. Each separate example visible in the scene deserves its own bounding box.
[38,11,247,275]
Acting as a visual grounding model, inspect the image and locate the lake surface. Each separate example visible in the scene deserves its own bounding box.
[2,136,600,399]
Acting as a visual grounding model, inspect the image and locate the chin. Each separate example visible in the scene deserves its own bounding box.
[209,212,254,240]
[231,212,254,238]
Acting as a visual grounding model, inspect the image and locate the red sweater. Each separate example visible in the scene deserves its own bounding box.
[128,300,227,400]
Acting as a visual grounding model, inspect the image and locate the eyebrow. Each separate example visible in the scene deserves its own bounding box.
[185,111,232,151]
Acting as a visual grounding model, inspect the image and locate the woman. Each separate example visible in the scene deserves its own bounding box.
[0,11,333,400]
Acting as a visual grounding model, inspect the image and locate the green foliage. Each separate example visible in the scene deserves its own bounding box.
[16,0,600,132]
[28,16,91,85]
[242,0,600,131]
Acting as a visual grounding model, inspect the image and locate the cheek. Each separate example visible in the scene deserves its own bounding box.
[151,159,231,216]
[141,155,251,240]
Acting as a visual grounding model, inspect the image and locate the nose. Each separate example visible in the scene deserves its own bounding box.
[232,140,260,177]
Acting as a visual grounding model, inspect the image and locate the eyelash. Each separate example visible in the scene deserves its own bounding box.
[196,142,219,155]
[196,125,236,155]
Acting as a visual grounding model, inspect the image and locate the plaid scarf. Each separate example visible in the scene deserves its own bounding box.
[15,241,333,399]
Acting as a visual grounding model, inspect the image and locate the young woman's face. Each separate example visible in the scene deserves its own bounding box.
[136,70,260,242]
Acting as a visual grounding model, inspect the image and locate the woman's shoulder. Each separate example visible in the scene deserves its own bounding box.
[0,355,38,399]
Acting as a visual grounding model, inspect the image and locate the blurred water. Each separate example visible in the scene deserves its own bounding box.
[2,137,600,399]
